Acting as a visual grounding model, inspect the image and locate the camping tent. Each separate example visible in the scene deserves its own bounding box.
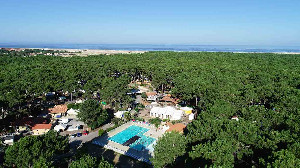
[67,108,79,116]
[180,107,193,115]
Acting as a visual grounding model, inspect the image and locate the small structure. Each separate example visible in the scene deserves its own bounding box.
[180,107,193,115]
[58,118,69,124]
[48,104,68,118]
[67,108,79,116]
[149,102,159,108]
[58,96,66,101]
[13,117,49,132]
[146,92,157,101]
[150,106,183,120]
[114,111,127,118]
[54,124,67,132]
[45,92,55,97]
[32,124,52,135]
[166,123,186,134]
[189,113,195,121]
[76,99,83,103]
[127,89,140,95]
[231,116,239,121]
[67,125,80,131]
[160,95,179,104]
[3,136,14,145]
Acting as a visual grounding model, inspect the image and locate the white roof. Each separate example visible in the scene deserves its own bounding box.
[114,111,127,118]
[180,107,193,111]
[150,106,183,120]
[67,108,79,115]
[67,125,78,131]
[54,124,67,131]
[189,113,195,120]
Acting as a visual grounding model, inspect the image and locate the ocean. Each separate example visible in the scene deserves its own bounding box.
[0,43,300,53]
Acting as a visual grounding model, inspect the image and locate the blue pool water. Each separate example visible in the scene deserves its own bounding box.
[130,135,156,151]
[109,125,156,151]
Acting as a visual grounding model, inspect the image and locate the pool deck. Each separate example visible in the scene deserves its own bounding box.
[93,121,166,164]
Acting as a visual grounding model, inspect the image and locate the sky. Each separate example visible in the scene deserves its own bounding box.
[0,0,300,46]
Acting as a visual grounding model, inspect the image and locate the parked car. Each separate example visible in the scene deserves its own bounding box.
[77,125,83,129]
[83,130,89,135]
[77,133,82,137]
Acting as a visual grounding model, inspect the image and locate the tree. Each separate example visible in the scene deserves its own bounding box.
[141,92,147,99]
[268,149,300,168]
[149,117,161,128]
[1,50,300,167]
[78,99,108,129]
[69,155,113,168]
[4,130,69,168]
[98,157,114,168]
[123,111,132,121]
[151,131,186,168]
[69,155,97,168]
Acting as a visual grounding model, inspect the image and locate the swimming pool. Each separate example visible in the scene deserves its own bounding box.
[129,135,156,151]
[109,125,156,151]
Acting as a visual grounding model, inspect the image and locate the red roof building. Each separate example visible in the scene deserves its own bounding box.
[13,117,49,127]
[32,124,52,130]
[166,123,186,134]
[48,104,68,114]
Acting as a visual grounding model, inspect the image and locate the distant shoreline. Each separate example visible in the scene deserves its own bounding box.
[1,46,300,55]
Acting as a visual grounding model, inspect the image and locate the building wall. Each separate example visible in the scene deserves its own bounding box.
[32,129,50,135]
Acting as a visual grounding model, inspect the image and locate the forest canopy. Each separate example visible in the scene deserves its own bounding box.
[0,51,299,167]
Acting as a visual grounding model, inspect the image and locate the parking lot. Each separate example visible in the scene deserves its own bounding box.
[58,115,87,135]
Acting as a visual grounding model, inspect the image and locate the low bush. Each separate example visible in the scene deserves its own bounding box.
[171,120,182,125]
[162,119,170,122]
[134,117,144,121]
[106,125,118,132]
[98,129,105,136]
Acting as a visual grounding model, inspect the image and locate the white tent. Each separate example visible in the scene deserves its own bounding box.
[150,106,183,120]
[54,124,67,132]
[67,108,79,116]
[67,125,79,131]
[189,113,195,120]
[114,111,127,118]
[58,118,69,124]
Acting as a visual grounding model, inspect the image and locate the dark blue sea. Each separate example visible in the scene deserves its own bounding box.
[1,43,300,53]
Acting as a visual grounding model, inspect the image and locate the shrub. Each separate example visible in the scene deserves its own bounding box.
[171,120,182,125]
[162,119,170,122]
[141,92,147,99]
[149,117,162,128]
[67,103,81,110]
[134,117,144,122]
[98,129,105,136]
[106,124,119,132]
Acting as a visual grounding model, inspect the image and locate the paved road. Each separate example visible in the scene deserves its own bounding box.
[69,123,115,149]
[135,95,143,104]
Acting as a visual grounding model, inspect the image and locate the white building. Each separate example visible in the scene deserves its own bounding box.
[114,111,128,118]
[54,124,68,132]
[146,92,158,101]
[150,106,183,120]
